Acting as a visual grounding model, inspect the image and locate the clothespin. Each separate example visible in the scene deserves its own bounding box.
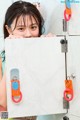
[10,69,22,103]
[64,76,73,101]
[64,0,72,21]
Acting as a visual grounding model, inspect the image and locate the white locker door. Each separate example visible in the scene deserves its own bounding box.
[67,36,80,117]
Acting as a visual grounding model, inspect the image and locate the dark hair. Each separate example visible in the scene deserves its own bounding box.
[3,1,44,38]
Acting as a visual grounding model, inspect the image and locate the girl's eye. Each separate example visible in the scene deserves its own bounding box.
[17,27,25,31]
[30,26,37,30]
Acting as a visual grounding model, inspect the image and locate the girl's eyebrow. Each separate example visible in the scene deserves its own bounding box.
[16,23,38,27]
[16,25,26,27]
[30,23,38,26]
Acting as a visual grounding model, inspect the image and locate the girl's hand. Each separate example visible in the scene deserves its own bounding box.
[0,105,7,111]
[40,33,56,37]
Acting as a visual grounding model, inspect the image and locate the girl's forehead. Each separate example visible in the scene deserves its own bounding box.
[15,15,37,26]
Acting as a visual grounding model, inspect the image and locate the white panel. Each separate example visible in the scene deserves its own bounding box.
[68,4,80,35]
[5,37,66,118]
[66,36,80,117]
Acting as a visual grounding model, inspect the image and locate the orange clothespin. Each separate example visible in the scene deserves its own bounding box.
[64,77,73,101]
[64,0,72,21]
[10,69,22,103]
[11,77,22,103]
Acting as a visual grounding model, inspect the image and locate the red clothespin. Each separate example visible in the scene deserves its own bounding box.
[64,0,72,21]
[64,77,73,101]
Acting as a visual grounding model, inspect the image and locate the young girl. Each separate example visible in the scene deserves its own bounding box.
[0,1,54,120]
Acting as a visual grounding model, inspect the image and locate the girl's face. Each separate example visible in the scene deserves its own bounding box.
[6,15,39,38]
